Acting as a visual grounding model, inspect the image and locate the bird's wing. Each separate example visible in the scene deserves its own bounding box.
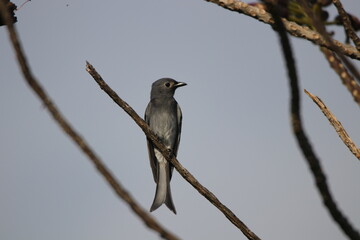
[174,103,182,156]
[169,103,182,180]
[145,103,158,183]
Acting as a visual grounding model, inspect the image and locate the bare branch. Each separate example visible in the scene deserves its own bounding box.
[304,89,360,161]
[263,1,360,240]
[0,3,180,240]
[295,0,360,105]
[204,0,360,60]
[332,0,360,51]
[85,62,261,240]
[321,47,360,104]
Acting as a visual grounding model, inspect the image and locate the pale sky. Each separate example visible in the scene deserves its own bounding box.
[1,0,360,239]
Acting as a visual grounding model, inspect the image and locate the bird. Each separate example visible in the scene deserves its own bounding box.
[145,78,187,214]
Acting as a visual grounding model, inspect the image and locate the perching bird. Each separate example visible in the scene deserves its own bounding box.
[145,78,186,214]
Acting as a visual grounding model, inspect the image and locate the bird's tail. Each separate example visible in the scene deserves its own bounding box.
[150,161,176,214]
[165,182,176,214]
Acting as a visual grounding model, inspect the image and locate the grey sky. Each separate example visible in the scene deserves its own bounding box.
[1,0,359,239]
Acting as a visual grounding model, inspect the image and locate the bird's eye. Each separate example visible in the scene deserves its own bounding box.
[165,82,171,88]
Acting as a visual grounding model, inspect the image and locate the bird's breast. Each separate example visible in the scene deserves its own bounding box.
[149,110,178,149]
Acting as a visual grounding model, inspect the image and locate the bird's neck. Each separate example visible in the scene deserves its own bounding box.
[151,94,174,101]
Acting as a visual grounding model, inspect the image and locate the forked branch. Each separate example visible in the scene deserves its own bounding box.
[204,0,360,60]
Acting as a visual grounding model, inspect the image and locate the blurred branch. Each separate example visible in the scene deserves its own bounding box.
[0,3,180,240]
[204,0,360,60]
[332,0,360,50]
[0,0,16,26]
[86,62,261,240]
[263,1,360,240]
[295,0,360,105]
[321,47,360,104]
[304,89,360,161]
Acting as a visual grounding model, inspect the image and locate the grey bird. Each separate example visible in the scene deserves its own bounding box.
[145,78,186,214]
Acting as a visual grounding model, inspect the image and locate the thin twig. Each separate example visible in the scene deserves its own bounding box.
[204,0,360,60]
[332,0,360,51]
[321,47,360,104]
[263,1,360,240]
[85,62,261,240]
[16,0,31,11]
[304,89,360,161]
[0,3,180,240]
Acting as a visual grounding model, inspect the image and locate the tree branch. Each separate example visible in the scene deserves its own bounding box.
[295,0,360,105]
[263,1,360,240]
[0,3,180,240]
[204,0,360,60]
[304,89,360,161]
[332,0,360,51]
[320,47,360,104]
[85,62,261,240]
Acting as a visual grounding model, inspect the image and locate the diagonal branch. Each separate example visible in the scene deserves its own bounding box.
[85,62,261,240]
[263,1,360,240]
[0,3,180,240]
[304,89,360,161]
[332,0,360,51]
[320,47,360,104]
[204,0,360,60]
[296,0,360,105]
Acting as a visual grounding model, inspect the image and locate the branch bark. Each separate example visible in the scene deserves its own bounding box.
[295,0,360,105]
[86,62,261,240]
[263,1,360,240]
[0,3,180,240]
[204,0,360,60]
[332,0,360,51]
[304,89,360,161]
[321,47,360,104]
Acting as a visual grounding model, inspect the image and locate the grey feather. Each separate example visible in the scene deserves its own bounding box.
[145,78,186,214]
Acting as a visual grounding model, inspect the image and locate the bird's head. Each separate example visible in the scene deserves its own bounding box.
[150,78,187,99]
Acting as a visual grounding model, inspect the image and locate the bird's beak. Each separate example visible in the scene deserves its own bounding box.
[174,82,187,88]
